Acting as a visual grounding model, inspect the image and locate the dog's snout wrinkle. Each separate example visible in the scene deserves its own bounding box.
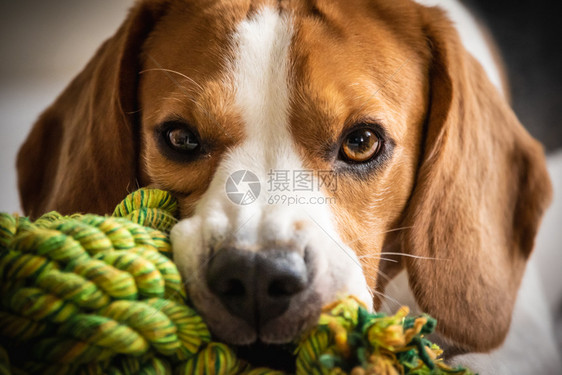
[206,248,308,329]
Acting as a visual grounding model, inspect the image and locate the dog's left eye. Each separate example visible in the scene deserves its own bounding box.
[340,128,382,163]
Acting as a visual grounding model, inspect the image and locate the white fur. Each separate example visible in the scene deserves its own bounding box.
[171,7,371,343]
[414,0,504,95]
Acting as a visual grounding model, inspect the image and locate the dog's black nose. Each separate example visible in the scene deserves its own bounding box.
[206,248,308,328]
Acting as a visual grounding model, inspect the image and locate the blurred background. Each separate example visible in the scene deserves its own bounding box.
[0,0,132,214]
[0,0,560,363]
[465,0,562,151]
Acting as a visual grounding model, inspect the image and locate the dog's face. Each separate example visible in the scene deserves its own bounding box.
[17,0,552,353]
[138,1,426,345]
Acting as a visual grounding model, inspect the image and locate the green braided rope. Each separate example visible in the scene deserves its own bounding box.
[0,188,474,375]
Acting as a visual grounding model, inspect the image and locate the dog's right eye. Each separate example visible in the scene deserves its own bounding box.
[165,126,200,152]
[157,121,203,161]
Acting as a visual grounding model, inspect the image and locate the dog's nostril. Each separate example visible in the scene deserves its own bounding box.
[206,252,252,299]
[268,279,292,297]
[268,276,306,298]
[221,279,246,297]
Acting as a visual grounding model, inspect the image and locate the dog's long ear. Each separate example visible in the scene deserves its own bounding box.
[398,6,552,352]
[17,1,169,217]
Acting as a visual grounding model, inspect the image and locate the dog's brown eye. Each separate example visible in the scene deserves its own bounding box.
[166,127,199,152]
[341,128,381,162]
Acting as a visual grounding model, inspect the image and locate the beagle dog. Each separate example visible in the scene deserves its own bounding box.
[17,0,557,372]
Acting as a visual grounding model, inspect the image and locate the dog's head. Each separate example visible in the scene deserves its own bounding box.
[18,0,551,353]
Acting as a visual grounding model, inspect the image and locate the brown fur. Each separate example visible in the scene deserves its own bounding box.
[17,0,552,353]
[392,6,552,352]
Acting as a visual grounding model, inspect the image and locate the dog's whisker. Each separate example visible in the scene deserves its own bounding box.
[373,269,393,284]
[369,288,402,309]
[360,264,394,285]
[378,225,415,235]
[357,254,398,263]
[346,225,415,246]
[356,251,448,263]
[379,252,449,261]
[140,67,205,92]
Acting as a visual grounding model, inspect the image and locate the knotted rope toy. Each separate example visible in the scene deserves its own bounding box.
[0,189,474,375]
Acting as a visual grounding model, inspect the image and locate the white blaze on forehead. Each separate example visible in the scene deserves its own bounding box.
[201,6,306,245]
[231,6,298,170]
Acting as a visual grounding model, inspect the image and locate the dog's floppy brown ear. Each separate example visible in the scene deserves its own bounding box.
[16,1,169,217]
[398,6,552,352]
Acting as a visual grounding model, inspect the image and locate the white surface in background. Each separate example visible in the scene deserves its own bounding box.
[536,150,562,354]
[0,80,66,214]
[0,0,132,214]
[414,0,504,95]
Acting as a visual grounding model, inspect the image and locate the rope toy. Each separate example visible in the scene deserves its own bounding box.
[0,189,474,375]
